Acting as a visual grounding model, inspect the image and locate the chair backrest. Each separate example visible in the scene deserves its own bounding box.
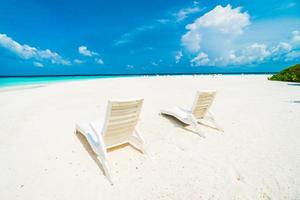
[191,91,216,119]
[102,99,143,147]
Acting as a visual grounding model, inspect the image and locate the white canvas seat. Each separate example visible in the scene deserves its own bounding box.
[75,99,146,184]
[161,91,223,137]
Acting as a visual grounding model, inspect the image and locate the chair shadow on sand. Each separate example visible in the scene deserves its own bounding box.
[75,132,106,175]
[290,100,300,103]
[75,131,144,175]
[161,113,222,136]
[287,83,300,86]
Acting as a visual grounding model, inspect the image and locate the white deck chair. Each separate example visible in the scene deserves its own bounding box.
[75,99,146,184]
[161,91,223,137]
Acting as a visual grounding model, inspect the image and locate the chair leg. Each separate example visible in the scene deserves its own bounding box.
[207,112,224,132]
[129,135,147,154]
[209,118,223,132]
[134,128,145,144]
[97,155,113,184]
[189,114,206,138]
[94,137,114,184]
[75,125,113,184]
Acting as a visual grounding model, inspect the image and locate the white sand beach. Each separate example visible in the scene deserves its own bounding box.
[0,75,300,200]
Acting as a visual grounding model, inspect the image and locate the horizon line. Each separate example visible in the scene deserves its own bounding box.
[0,71,277,78]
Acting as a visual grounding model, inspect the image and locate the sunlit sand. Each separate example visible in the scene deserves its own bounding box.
[0,75,300,199]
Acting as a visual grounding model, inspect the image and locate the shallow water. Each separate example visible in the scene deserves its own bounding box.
[0,75,123,88]
[0,73,273,88]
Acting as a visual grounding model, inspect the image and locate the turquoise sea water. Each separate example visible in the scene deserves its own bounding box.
[0,73,273,88]
[0,76,123,88]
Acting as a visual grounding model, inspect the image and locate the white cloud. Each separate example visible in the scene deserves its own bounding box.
[74,59,84,64]
[186,30,300,66]
[268,31,300,62]
[95,58,104,65]
[78,46,99,57]
[114,2,202,46]
[114,38,129,46]
[181,5,251,66]
[0,34,36,59]
[33,61,44,67]
[127,64,134,69]
[181,4,300,66]
[78,46,104,65]
[291,30,300,47]
[157,19,170,24]
[286,2,296,9]
[174,1,202,22]
[271,42,292,61]
[285,50,300,61]
[0,33,70,65]
[272,42,292,53]
[151,62,159,66]
[270,31,300,62]
[181,31,201,53]
[176,6,201,22]
[175,51,183,63]
[38,49,70,65]
[276,2,297,11]
[191,52,210,66]
[180,5,300,66]
[185,5,249,35]
[114,25,155,46]
[181,5,250,54]
[227,43,270,65]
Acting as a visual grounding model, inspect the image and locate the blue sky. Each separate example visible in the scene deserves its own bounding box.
[0,0,300,75]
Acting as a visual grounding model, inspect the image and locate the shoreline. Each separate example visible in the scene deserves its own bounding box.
[0,74,274,90]
[0,71,276,78]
